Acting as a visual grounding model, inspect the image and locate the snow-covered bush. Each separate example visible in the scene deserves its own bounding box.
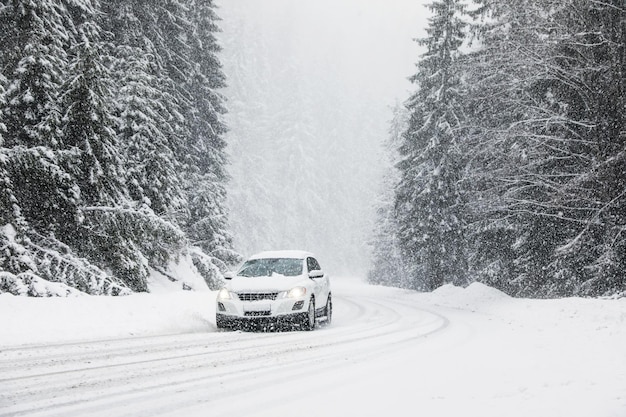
[0,271,83,297]
[190,247,228,291]
[0,224,131,297]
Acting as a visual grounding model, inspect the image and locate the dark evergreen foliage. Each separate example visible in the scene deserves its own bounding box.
[0,0,238,295]
[393,0,470,291]
[374,0,625,297]
[184,0,241,279]
[464,0,626,297]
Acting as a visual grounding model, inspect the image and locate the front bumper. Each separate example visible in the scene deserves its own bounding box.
[216,296,309,330]
[216,311,308,330]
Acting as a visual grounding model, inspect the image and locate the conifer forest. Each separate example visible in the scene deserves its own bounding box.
[0,0,239,295]
[370,0,626,297]
[0,0,624,298]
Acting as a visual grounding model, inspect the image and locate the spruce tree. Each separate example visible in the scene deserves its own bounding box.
[114,49,185,215]
[544,0,626,296]
[103,0,186,215]
[61,21,124,206]
[0,0,71,149]
[395,0,469,291]
[368,104,410,287]
[0,0,81,249]
[465,0,626,297]
[60,16,141,290]
[463,0,559,295]
[185,0,240,285]
[102,0,239,287]
[0,72,32,278]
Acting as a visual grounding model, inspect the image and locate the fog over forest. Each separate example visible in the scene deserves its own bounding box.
[219,0,428,274]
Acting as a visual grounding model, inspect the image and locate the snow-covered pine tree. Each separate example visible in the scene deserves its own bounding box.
[60,21,124,206]
[0,0,79,250]
[0,0,86,292]
[114,50,185,215]
[462,0,556,295]
[143,0,192,161]
[0,0,71,149]
[187,0,228,180]
[60,14,137,290]
[102,0,239,287]
[102,0,186,216]
[184,0,241,287]
[368,103,410,287]
[61,9,187,292]
[1,0,238,295]
[395,0,470,291]
[465,0,626,297]
[101,0,192,167]
[0,71,33,279]
[544,0,626,296]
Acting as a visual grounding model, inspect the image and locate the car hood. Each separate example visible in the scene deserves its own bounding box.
[227,274,307,293]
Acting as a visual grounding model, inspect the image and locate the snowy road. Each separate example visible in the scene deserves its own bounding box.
[1,281,625,417]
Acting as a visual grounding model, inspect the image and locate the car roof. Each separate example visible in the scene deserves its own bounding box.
[249,250,315,260]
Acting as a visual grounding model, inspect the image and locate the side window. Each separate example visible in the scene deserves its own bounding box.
[307,257,321,272]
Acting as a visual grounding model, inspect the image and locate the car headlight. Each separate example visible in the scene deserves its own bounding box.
[217,288,232,300]
[285,286,307,299]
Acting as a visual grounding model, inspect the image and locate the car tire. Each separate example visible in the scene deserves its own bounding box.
[304,297,315,331]
[324,295,332,325]
[216,314,227,330]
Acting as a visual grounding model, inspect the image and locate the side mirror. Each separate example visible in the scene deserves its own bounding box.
[224,271,235,280]
[308,270,324,279]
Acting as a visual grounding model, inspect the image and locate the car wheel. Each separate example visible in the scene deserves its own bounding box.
[304,297,315,331]
[324,295,332,325]
[216,314,226,330]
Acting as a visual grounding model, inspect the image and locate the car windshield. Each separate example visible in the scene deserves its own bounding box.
[237,258,303,277]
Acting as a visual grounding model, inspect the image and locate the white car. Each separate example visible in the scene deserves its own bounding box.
[216,250,332,331]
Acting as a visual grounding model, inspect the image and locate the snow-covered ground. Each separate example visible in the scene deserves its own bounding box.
[1,277,625,417]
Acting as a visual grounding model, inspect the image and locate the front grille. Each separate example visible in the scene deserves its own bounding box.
[244,311,272,317]
[236,292,278,302]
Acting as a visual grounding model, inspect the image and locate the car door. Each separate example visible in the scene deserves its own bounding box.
[306,257,329,306]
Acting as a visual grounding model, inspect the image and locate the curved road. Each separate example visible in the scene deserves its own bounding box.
[0,284,470,417]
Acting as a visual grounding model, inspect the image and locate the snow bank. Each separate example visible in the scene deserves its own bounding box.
[0,290,216,347]
[0,265,216,347]
[416,281,510,311]
[409,281,626,337]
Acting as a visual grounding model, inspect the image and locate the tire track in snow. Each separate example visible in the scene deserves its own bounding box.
[0,287,456,417]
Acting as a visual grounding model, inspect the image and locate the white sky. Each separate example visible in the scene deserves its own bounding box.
[218,0,429,105]
[217,0,430,273]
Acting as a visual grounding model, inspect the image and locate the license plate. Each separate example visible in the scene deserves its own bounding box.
[243,303,271,312]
